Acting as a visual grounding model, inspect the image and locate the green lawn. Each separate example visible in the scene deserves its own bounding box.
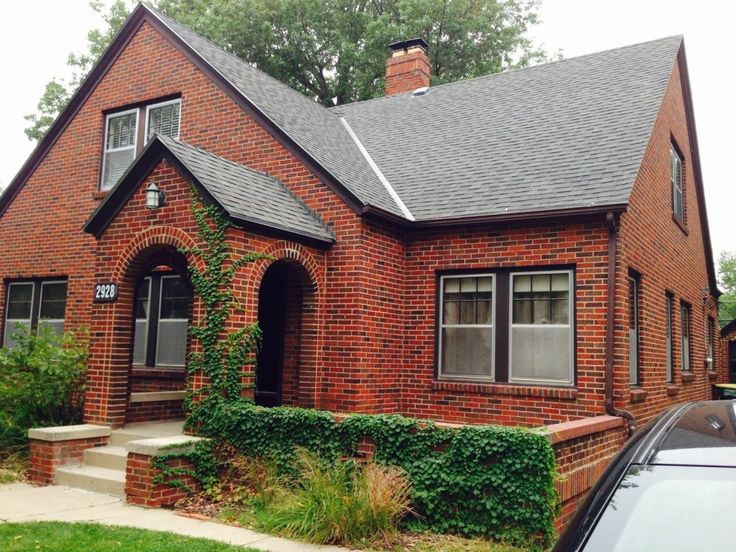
[0,522,256,551]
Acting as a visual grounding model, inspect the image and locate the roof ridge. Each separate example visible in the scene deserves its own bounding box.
[333,34,683,111]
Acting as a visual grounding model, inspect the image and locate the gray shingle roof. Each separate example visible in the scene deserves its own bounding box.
[149,5,681,223]
[157,136,335,244]
[333,36,683,221]
[149,8,406,219]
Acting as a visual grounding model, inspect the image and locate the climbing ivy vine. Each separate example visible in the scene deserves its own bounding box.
[180,189,269,425]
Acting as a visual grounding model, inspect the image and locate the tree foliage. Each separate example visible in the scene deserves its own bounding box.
[24,0,133,141]
[719,251,736,326]
[25,0,547,138]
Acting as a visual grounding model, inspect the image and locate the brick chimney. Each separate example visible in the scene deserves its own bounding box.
[385,38,431,96]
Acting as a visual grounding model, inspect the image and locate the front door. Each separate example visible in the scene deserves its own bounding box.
[729,342,736,383]
[255,264,288,406]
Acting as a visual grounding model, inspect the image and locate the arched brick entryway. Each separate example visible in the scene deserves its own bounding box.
[85,227,201,427]
[249,243,323,409]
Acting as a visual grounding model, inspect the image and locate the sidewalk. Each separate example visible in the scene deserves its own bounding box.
[0,483,347,551]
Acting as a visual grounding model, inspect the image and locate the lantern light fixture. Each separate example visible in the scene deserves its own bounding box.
[145,182,165,209]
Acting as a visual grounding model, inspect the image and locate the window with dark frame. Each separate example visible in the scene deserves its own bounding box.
[665,294,674,383]
[681,303,691,372]
[439,275,494,379]
[437,268,574,386]
[707,317,715,372]
[100,97,181,191]
[132,273,191,369]
[628,274,640,386]
[3,279,68,347]
[671,144,684,223]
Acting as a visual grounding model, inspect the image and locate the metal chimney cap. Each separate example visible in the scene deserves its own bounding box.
[388,38,429,53]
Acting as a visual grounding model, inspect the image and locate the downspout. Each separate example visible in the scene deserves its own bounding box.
[605,212,636,435]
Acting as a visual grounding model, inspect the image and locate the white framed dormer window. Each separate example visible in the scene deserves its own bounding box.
[509,271,573,385]
[101,108,138,191]
[145,99,181,144]
[438,274,495,380]
[671,144,684,223]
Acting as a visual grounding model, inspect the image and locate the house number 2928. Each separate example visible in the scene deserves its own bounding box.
[94,282,118,303]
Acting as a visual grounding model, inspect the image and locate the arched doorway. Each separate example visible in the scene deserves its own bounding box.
[255,260,315,407]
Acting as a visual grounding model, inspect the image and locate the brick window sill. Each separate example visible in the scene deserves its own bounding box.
[130,367,186,379]
[707,370,718,380]
[681,371,696,383]
[666,384,679,396]
[630,387,648,403]
[672,213,688,235]
[432,380,578,400]
[91,190,108,201]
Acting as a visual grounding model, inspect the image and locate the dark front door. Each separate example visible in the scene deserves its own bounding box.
[729,342,736,383]
[255,264,288,406]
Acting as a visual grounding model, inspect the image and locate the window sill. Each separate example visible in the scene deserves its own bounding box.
[91,190,108,201]
[707,370,718,380]
[681,371,696,383]
[630,387,648,403]
[672,213,688,235]
[432,380,577,400]
[666,384,679,396]
[130,366,185,379]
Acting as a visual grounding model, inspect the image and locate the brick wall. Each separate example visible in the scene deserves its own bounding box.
[125,452,199,507]
[617,56,719,423]
[28,436,108,485]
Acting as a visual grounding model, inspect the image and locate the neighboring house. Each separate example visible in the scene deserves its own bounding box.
[0,4,720,435]
[721,320,736,383]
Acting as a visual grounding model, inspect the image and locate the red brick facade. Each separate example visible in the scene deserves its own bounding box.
[0,15,720,437]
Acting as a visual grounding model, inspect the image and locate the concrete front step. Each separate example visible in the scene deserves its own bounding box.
[55,465,126,496]
[109,420,185,447]
[84,446,128,471]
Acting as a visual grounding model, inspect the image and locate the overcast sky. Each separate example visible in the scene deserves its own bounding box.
[0,0,733,264]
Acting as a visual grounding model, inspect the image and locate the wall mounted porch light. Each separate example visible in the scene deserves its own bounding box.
[145,182,166,209]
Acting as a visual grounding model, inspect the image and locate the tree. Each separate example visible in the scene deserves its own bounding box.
[719,251,736,327]
[25,0,546,139]
[24,0,133,141]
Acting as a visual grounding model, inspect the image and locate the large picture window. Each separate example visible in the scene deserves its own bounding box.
[510,271,573,385]
[3,279,68,347]
[132,273,191,369]
[437,268,574,386]
[439,275,494,379]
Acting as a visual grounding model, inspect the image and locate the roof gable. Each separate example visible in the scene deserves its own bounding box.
[84,135,335,247]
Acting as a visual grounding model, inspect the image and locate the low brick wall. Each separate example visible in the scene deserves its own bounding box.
[124,435,205,507]
[125,400,185,424]
[547,416,628,529]
[27,425,111,484]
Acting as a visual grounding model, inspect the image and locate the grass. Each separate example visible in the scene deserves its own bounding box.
[0,522,256,551]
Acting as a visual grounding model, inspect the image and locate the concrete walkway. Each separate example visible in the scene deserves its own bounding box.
[0,483,347,551]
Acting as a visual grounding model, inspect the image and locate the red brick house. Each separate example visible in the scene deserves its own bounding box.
[0,4,720,438]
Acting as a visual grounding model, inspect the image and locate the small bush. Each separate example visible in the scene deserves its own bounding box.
[0,325,88,448]
[254,451,412,545]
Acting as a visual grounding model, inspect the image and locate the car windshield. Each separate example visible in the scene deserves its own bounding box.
[583,465,736,552]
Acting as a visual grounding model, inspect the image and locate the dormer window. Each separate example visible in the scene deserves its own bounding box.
[145,99,181,143]
[670,143,684,222]
[100,98,181,191]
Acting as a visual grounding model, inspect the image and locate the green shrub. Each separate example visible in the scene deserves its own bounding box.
[253,450,412,545]
[191,399,557,548]
[0,325,88,448]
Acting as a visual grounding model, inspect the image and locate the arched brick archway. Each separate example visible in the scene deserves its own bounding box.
[247,242,323,409]
[85,227,200,427]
